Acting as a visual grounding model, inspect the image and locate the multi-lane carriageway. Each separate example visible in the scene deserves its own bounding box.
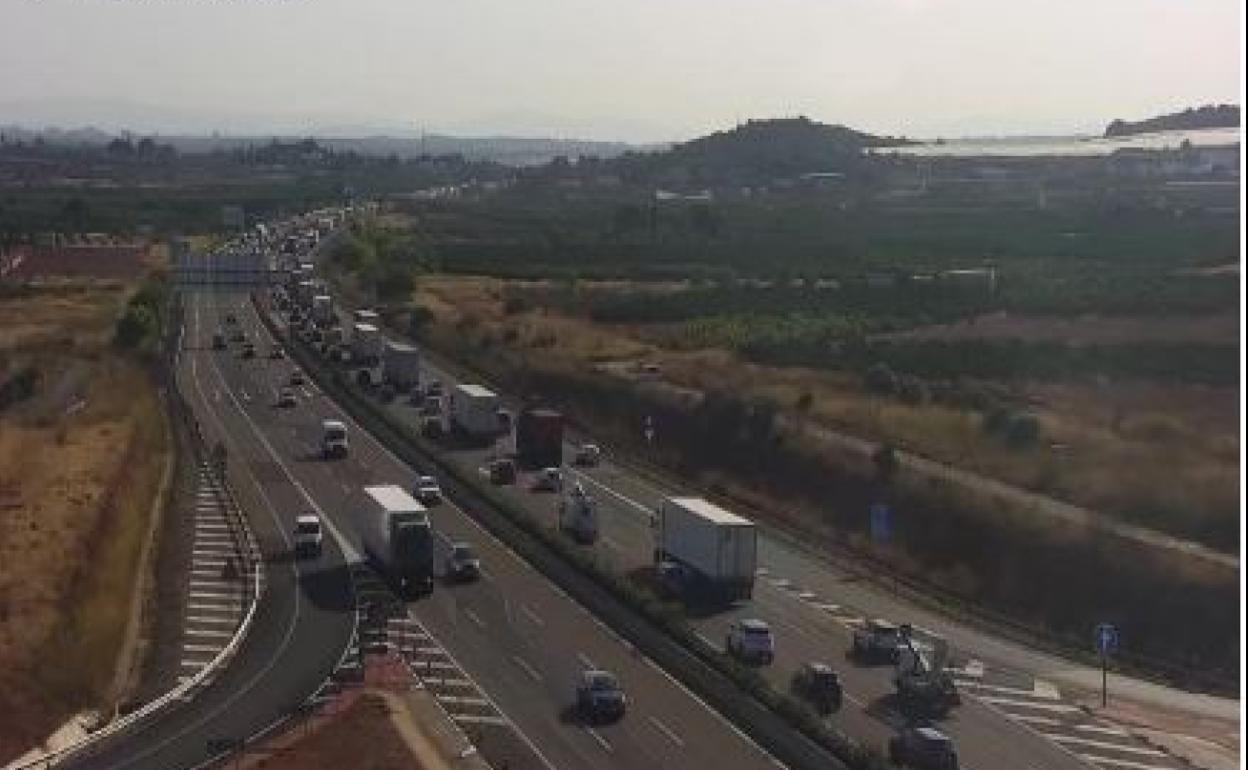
[184,289,787,770]
[268,285,1195,770]
[132,284,1195,770]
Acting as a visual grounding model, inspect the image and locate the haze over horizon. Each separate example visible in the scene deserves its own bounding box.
[2,0,1241,143]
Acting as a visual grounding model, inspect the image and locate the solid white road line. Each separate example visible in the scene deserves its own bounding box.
[452,714,509,726]
[974,696,1082,713]
[435,694,490,708]
[1050,735,1166,757]
[1076,723,1131,738]
[186,615,239,625]
[185,628,233,639]
[959,679,1061,700]
[183,643,224,653]
[1075,754,1176,770]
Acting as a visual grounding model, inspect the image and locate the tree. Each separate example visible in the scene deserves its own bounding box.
[375,265,414,302]
[114,304,156,348]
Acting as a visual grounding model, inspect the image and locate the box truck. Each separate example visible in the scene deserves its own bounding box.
[356,485,433,596]
[383,341,421,391]
[353,309,380,326]
[515,408,563,469]
[311,294,335,327]
[450,384,504,439]
[654,497,757,603]
[351,323,384,366]
[321,419,349,459]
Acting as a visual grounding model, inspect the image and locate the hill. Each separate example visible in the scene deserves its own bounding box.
[1104,104,1240,138]
[604,117,913,187]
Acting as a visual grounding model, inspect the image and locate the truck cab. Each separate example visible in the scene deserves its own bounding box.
[726,619,775,664]
[320,419,349,459]
[852,618,905,663]
[293,514,323,558]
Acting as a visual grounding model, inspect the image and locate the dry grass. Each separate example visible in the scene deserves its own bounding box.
[877,309,1241,346]
[416,275,1239,546]
[0,288,167,762]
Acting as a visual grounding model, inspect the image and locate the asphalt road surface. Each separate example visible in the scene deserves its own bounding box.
[316,296,1194,770]
[198,290,787,770]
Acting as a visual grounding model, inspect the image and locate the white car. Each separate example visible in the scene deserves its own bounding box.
[573,443,602,467]
[532,467,563,492]
[293,514,323,558]
[413,475,443,506]
[726,619,775,664]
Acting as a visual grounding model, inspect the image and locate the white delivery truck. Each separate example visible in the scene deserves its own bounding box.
[311,294,335,327]
[356,485,434,596]
[653,497,757,603]
[351,323,384,365]
[383,340,421,391]
[321,419,349,459]
[558,483,599,544]
[449,384,504,440]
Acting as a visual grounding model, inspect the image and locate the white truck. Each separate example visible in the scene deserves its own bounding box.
[383,341,421,391]
[558,483,599,544]
[356,485,434,596]
[351,323,384,365]
[449,384,504,440]
[321,419,349,459]
[353,309,380,326]
[653,497,757,603]
[311,294,335,327]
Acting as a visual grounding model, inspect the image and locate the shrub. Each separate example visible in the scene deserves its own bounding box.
[114,304,156,349]
[863,362,898,395]
[897,375,930,405]
[983,405,1012,434]
[1005,412,1042,448]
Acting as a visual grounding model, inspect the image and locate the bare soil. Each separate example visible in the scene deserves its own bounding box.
[245,693,427,770]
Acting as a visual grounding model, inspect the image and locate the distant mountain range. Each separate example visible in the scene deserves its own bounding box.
[0,124,650,166]
[1104,104,1240,138]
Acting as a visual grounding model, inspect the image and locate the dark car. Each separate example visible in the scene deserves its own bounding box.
[888,726,958,769]
[489,458,517,485]
[269,346,286,359]
[445,542,481,582]
[241,342,256,359]
[576,669,626,723]
[852,618,906,663]
[791,662,843,714]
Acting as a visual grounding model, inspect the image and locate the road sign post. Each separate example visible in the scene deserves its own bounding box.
[1094,622,1119,707]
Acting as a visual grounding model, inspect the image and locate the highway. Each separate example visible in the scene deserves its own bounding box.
[197,289,789,770]
[65,292,355,770]
[331,303,1195,770]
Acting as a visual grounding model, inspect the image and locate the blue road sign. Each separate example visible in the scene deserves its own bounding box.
[870,502,892,543]
[1095,622,1119,655]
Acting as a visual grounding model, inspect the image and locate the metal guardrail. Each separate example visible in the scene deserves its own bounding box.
[5,299,266,770]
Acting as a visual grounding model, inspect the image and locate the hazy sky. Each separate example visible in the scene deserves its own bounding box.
[2,0,1242,141]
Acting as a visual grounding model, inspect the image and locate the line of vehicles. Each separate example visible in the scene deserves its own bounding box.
[213,214,966,768]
